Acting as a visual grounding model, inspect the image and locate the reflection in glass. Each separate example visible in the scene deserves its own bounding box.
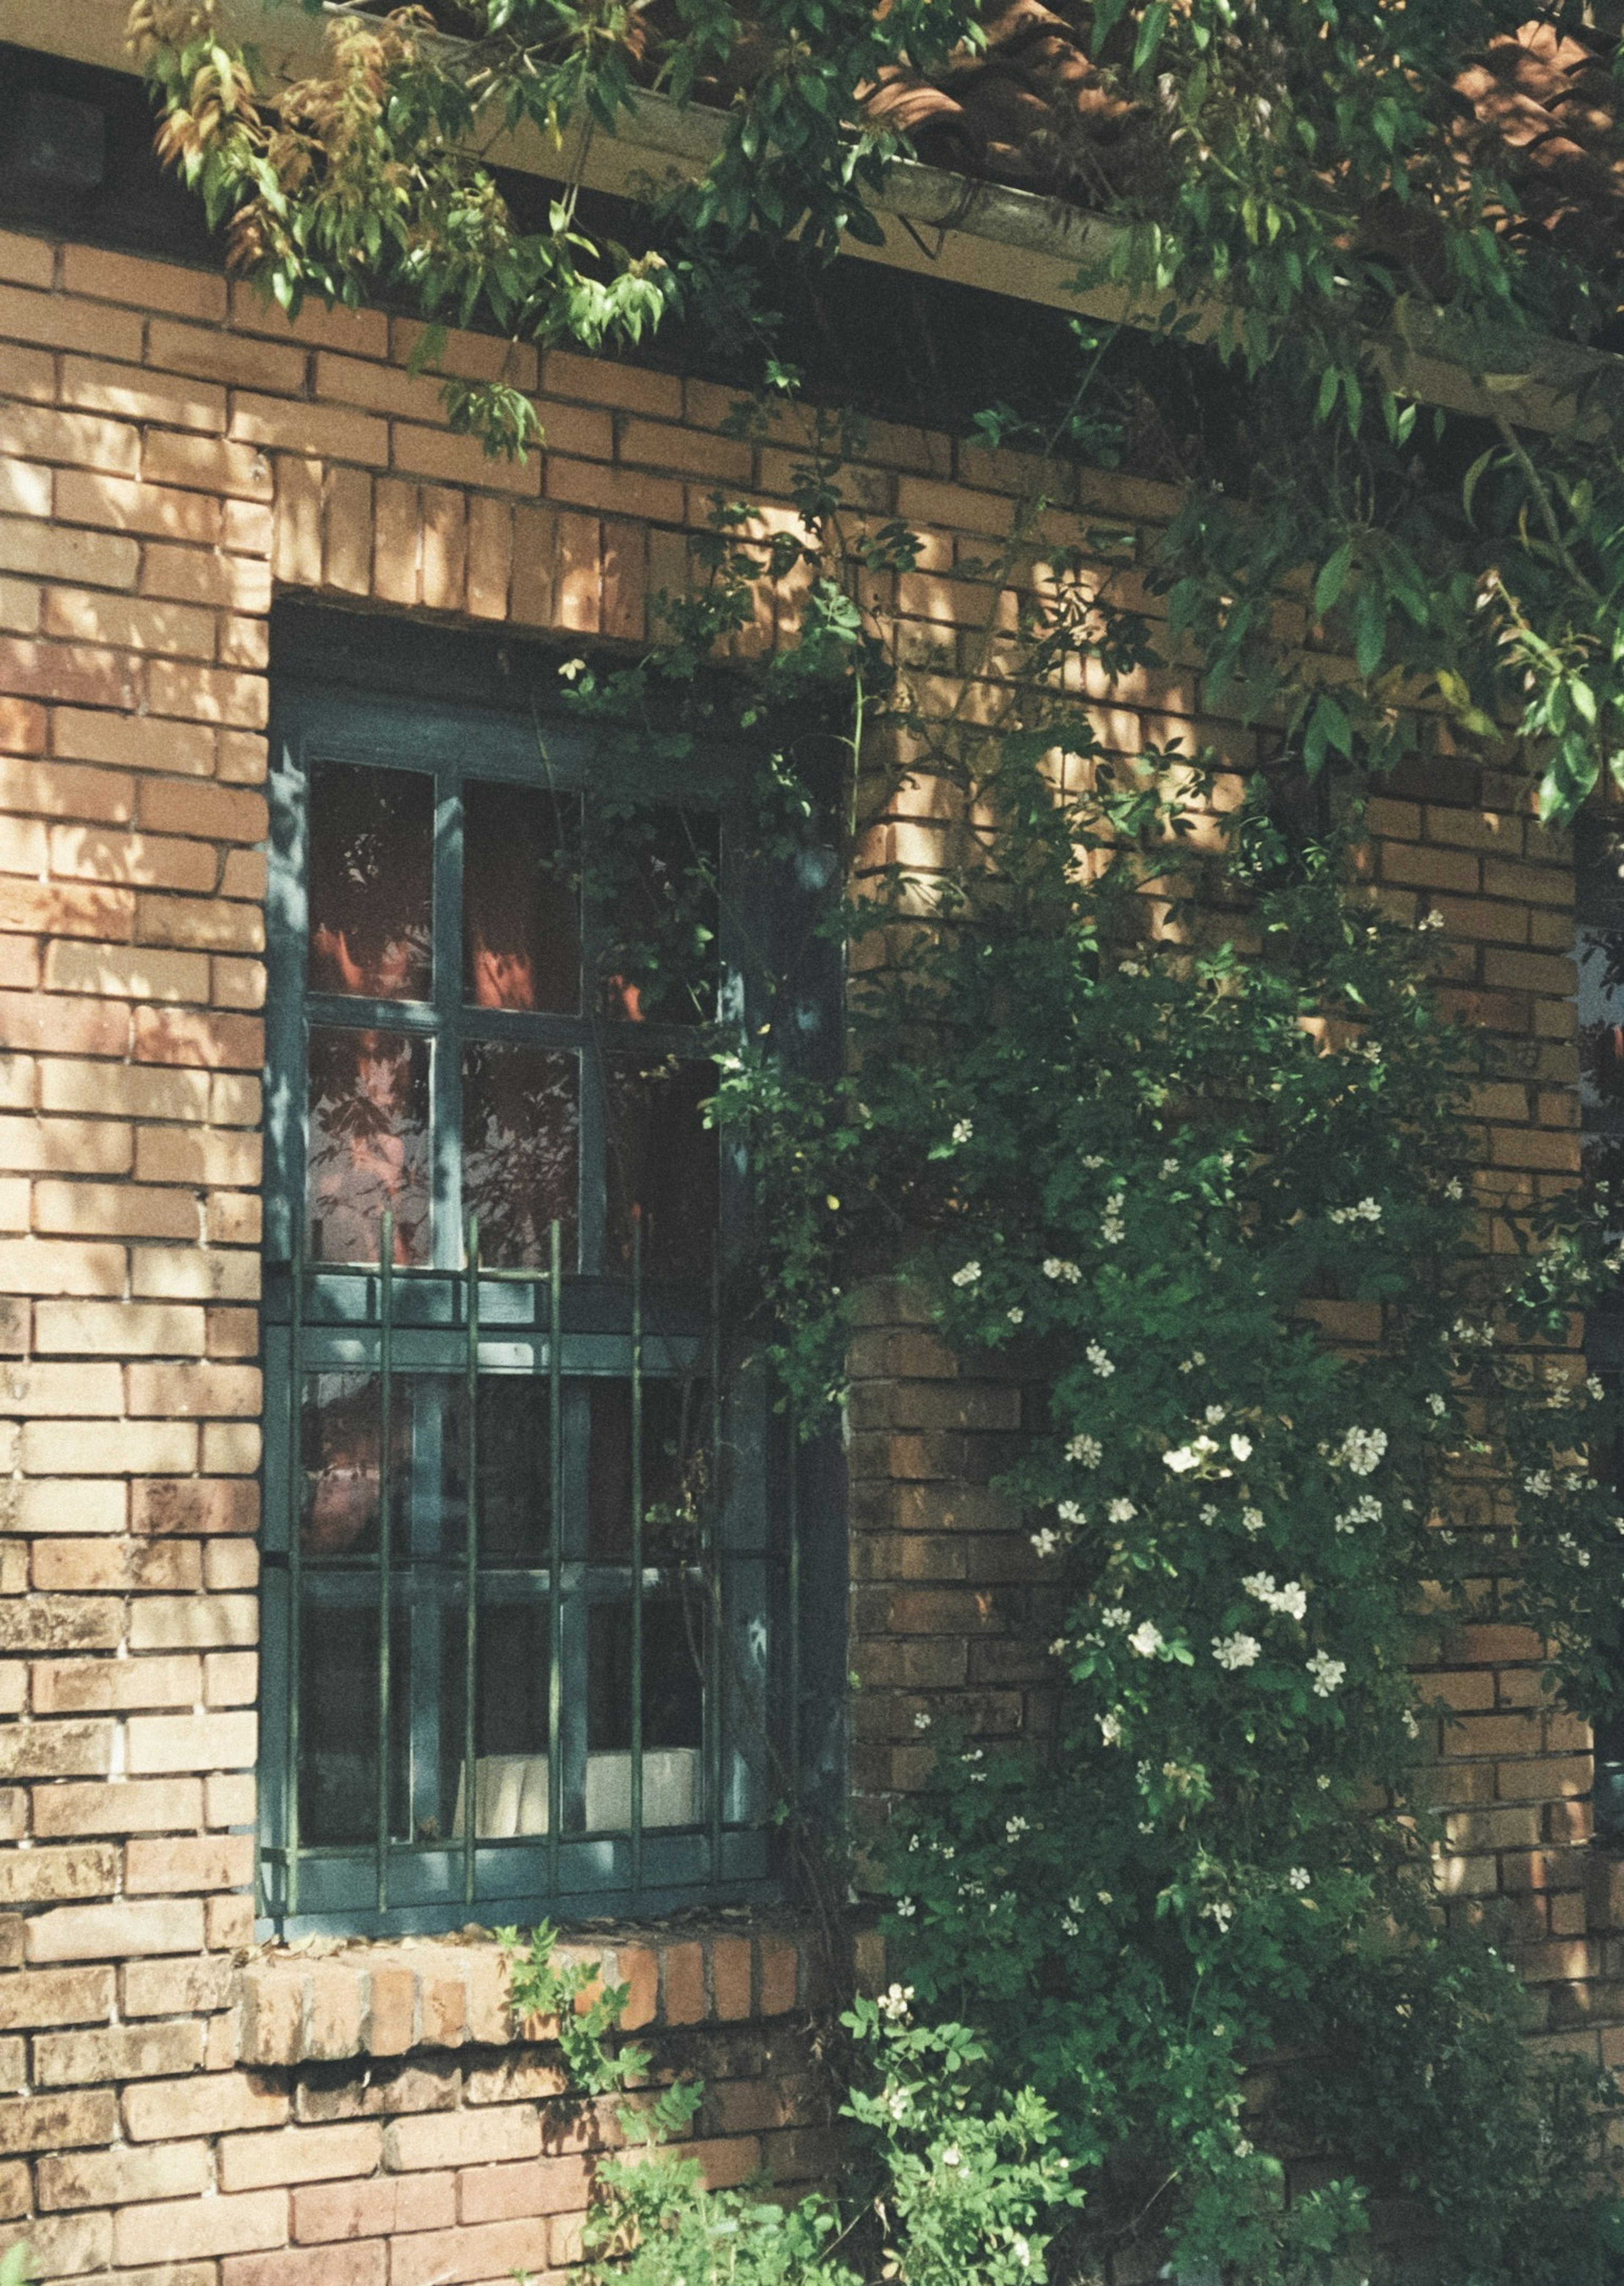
[299,1597,379,1846]
[587,1601,704,1752]
[464,782,581,1014]
[463,1044,579,1269]
[600,806,719,1026]
[1580,922,1624,1120]
[308,761,433,1000]
[587,1378,708,1560]
[307,1028,430,1265]
[475,1379,551,1566]
[604,1057,718,1276]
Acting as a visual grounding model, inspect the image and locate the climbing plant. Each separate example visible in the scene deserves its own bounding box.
[129,0,1624,2275]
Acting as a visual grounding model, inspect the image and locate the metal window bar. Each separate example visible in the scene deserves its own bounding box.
[376,1209,395,1916]
[463,1212,480,1910]
[708,1243,724,1886]
[286,1238,304,1920]
[630,1206,644,1900]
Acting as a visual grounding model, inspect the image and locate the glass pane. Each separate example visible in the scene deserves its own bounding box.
[587,1600,705,1754]
[462,1044,579,1271]
[308,760,433,1001]
[464,782,580,1013]
[598,805,719,1026]
[476,1378,551,1567]
[587,1378,709,1561]
[444,1599,552,1840]
[307,1027,431,1266]
[604,1057,718,1276]
[298,1592,380,1847]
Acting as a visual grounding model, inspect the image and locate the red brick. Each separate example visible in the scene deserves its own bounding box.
[123,2071,288,2141]
[291,2173,455,2245]
[219,2122,384,2192]
[24,1898,205,1962]
[389,2216,541,2286]
[0,636,137,710]
[661,1941,704,2025]
[61,246,227,323]
[115,2188,288,2267]
[710,1935,752,2021]
[456,2154,590,2223]
[226,2247,386,2286]
[55,470,224,545]
[382,2105,540,2172]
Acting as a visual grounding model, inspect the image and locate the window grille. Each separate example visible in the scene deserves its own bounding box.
[256,619,827,1935]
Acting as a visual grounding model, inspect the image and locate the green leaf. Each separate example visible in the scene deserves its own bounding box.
[1314,543,1354,619]
[1132,0,1170,73]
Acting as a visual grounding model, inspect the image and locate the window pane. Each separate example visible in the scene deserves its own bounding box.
[604,1057,718,1276]
[475,1379,552,1567]
[462,1044,579,1270]
[587,1377,708,1561]
[598,806,719,1026]
[307,1027,430,1266]
[298,1594,380,1847]
[464,782,580,1013]
[308,760,433,1001]
[587,1600,704,1759]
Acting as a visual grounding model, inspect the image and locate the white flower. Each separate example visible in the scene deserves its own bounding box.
[1081,1154,1106,1170]
[1523,1469,1552,1497]
[1329,1196,1383,1226]
[1317,1773,1332,1790]
[1558,1530,1592,1570]
[1067,1433,1102,1467]
[1086,1342,1116,1377]
[1096,1890,1113,1906]
[1213,1632,1261,1670]
[1031,1528,1061,1558]
[1243,1574,1307,1620]
[1098,1711,1123,1745]
[1161,1157,1180,1177]
[1049,1637,1069,1658]
[1005,1815,1029,1841]
[1101,1604,1131,1628]
[1128,1620,1164,1658]
[913,1710,931,1730]
[1417,908,1445,932]
[1043,1257,1083,1283]
[1426,1393,1446,1418]
[1060,1916,1079,1937]
[1202,1900,1234,1932]
[941,2145,962,2168]
[1101,1195,1126,1244]
[1335,1492,1382,1535]
[1306,1649,1347,1697]
[1106,1497,1137,1524]
[1012,2236,1032,2270]
[1588,1375,1606,1402]
[1402,1708,1421,1739]
[951,1259,982,1288]
[1241,1506,1265,1534]
[1204,1404,1227,1426]
[1229,1433,1254,1463]
[884,2085,910,2120]
[1453,1316,1494,1349]
[1199,1503,1219,1524]
[1007,1307,1025,1325]
[893,1896,916,1918]
[951,1119,974,1145]
[1339,1425,1388,1476]
[558,657,587,681]
[1287,1866,1311,1891]
[878,1982,914,2019]
[1445,1176,1464,1201]
[1057,1499,1087,1526]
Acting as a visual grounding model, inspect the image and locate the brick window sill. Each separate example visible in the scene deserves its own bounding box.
[235,1921,816,2067]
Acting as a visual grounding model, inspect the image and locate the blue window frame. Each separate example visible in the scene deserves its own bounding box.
[256,609,837,1936]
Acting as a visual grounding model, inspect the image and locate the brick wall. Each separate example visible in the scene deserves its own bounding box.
[0,214,1613,2283]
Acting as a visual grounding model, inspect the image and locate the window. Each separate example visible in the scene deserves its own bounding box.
[258,612,831,1934]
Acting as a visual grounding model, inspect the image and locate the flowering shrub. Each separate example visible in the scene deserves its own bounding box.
[716,734,1624,2278]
